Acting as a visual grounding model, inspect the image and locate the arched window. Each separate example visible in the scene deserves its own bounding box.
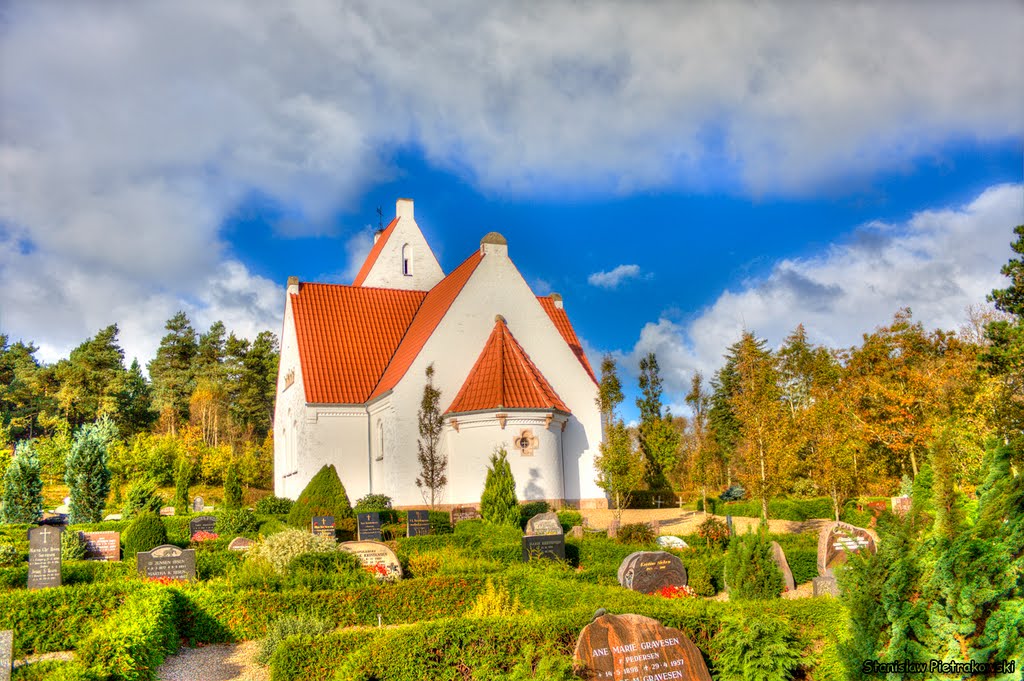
[402,244,412,276]
[376,421,385,460]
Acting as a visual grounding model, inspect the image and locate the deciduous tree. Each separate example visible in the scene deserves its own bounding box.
[415,364,446,509]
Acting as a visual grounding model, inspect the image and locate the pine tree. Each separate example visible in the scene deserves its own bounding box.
[174,459,193,515]
[685,372,719,515]
[53,325,127,427]
[229,331,279,438]
[287,464,353,528]
[113,358,157,438]
[65,417,116,523]
[982,224,1024,436]
[636,353,680,489]
[148,312,198,433]
[415,364,446,509]
[1,440,43,523]
[723,523,785,600]
[122,478,162,520]
[224,461,243,509]
[480,447,519,527]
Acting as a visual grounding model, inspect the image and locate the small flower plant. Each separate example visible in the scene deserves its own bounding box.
[191,530,219,542]
[658,584,697,599]
[363,562,399,583]
[146,575,179,586]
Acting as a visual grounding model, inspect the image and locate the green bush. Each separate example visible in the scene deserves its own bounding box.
[481,448,519,527]
[122,512,168,559]
[0,543,22,566]
[723,527,784,600]
[61,530,88,561]
[556,510,582,532]
[713,611,802,681]
[224,462,243,510]
[287,551,373,591]
[518,501,549,528]
[353,494,393,512]
[839,501,873,528]
[258,615,335,665]
[122,478,163,520]
[696,516,730,549]
[76,586,180,681]
[617,522,655,545]
[287,465,354,528]
[255,495,294,515]
[246,528,339,574]
[428,511,452,534]
[215,509,259,537]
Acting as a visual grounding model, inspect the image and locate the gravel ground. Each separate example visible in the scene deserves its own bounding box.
[157,641,268,681]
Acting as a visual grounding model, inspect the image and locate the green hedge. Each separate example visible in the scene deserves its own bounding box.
[0,560,135,590]
[699,497,836,521]
[0,582,138,655]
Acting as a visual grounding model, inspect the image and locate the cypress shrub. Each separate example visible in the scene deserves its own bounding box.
[713,611,802,681]
[65,419,115,524]
[122,478,163,520]
[61,530,88,562]
[215,509,259,537]
[224,462,243,510]
[480,448,519,527]
[173,459,193,516]
[122,512,168,559]
[1,440,43,524]
[287,465,353,528]
[255,495,293,515]
[723,526,784,600]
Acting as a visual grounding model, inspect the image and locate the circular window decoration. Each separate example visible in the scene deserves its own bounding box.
[515,429,539,456]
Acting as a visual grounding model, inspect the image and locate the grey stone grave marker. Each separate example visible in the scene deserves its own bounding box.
[0,629,11,681]
[451,505,481,523]
[618,551,688,594]
[192,496,204,513]
[338,541,403,580]
[525,511,563,536]
[227,537,254,551]
[28,525,62,590]
[137,545,196,581]
[189,516,217,537]
[770,541,796,592]
[311,515,335,539]
[406,510,430,537]
[357,512,381,541]
[521,534,566,562]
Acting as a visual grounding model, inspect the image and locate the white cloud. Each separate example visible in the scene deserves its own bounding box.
[589,264,642,289]
[621,183,1024,398]
[342,226,378,283]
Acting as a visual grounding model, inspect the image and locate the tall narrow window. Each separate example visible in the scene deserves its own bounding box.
[376,421,385,460]
[402,244,412,276]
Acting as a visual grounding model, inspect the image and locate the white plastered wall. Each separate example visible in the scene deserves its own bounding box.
[358,199,445,291]
[382,239,604,508]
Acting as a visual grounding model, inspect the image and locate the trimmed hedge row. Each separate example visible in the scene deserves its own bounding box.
[0,561,135,590]
[699,496,837,520]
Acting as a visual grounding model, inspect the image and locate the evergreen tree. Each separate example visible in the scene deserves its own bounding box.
[113,358,157,438]
[174,458,193,515]
[685,372,719,515]
[121,478,162,520]
[193,321,228,385]
[982,224,1024,436]
[1,440,43,523]
[0,336,50,440]
[224,461,243,509]
[595,354,624,434]
[636,353,680,489]
[148,312,198,432]
[53,325,127,427]
[709,347,741,486]
[65,417,116,523]
[723,524,785,600]
[228,331,279,438]
[480,447,519,527]
[286,464,353,528]
[415,364,446,509]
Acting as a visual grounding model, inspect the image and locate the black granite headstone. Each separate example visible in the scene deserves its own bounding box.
[189,516,217,537]
[357,512,381,541]
[137,544,196,581]
[28,525,62,590]
[312,515,336,538]
[0,629,11,681]
[406,509,430,537]
[522,534,566,562]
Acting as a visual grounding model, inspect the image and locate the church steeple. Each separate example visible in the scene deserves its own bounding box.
[352,199,445,291]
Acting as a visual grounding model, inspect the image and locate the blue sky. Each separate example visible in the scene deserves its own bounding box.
[1,2,1022,420]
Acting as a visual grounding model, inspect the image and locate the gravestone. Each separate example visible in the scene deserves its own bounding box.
[137,544,196,581]
[891,495,911,517]
[338,541,403,580]
[159,506,176,516]
[574,613,712,681]
[406,509,430,537]
[189,516,217,537]
[770,541,796,592]
[192,496,204,513]
[817,521,876,577]
[311,515,336,539]
[656,535,688,550]
[451,506,481,523]
[357,512,381,541]
[103,514,122,521]
[28,525,62,590]
[228,537,254,551]
[522,534,566,562]
[525,512,563,536]
[0,629,11,681]
[607,519,620,539]
[569,525,584,540]
[725,515,733,535]
[79,531,120,561]
[618,551,688,594]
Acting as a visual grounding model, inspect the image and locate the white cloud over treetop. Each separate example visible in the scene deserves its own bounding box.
[622,183,1024,398]
[589,265,642,289]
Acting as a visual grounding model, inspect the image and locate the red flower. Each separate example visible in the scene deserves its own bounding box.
[658,584,697,599]
[191,531,219,542]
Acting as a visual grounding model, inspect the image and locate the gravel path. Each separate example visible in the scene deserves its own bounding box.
[157,641,268,681]
[579,508,821,535]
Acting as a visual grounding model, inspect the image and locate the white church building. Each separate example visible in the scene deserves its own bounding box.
[274,199,606,509]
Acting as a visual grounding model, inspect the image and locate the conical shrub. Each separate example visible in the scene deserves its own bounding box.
[480,447,519,527]
[286,464,353,528]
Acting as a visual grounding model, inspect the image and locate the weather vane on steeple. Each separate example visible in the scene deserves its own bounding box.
[376,205,383,231]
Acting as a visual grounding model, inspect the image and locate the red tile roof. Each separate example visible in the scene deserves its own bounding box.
[291,283,426,403]
[368,251,484,400]
[537,296,598,384]
[445,317,570,415]
[351,217,399,286]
